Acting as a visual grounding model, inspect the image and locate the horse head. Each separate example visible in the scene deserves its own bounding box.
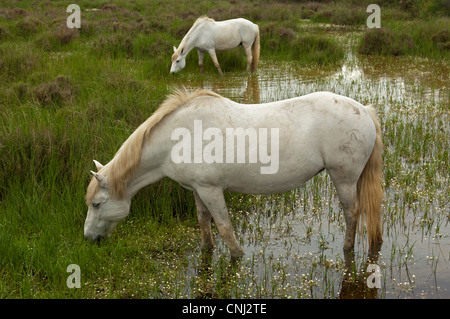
[84,160,131,243]
[170,46,187,74]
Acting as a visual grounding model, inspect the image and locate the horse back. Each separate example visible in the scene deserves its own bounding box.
[210,18,258,49]
[157,92,376,194]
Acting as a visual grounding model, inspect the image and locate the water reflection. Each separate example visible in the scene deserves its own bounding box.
[191,246,383,299]
[191,74,261,104]
[339,246,381,299]
[191,46,447,107]
[243,75,260,104]
[192,250,242,299]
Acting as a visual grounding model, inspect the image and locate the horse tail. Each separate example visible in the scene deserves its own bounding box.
[356,105,383,249]
[251,26,260,72]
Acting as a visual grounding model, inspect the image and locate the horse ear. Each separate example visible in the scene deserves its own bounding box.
[173,46,177,53]
[93,159,104,171]
[91,171,107,188]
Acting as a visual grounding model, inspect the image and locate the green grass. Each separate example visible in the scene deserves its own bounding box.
[0,0,449,298]
[358,17,450,58]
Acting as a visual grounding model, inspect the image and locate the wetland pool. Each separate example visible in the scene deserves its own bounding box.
[165,45,449,299]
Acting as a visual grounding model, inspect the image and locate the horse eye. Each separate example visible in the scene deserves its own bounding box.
[92,202,101,209]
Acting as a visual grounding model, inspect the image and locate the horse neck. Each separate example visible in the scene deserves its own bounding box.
[177,38,194,59]
[178,22,205,57]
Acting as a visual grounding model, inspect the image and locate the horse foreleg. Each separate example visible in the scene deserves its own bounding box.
[197,50,204,73]
[193,191,214,251]
[194,186,244,258]
[208,49,223,75]
[244,45,253,72]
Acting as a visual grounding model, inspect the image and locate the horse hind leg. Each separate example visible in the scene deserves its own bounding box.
[243,45,253,72]
[197,50,205,73]
[334,181,359,252]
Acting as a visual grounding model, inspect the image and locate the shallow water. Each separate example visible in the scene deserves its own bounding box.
[172,42,449,299]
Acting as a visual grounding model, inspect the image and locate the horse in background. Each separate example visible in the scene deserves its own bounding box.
[170,17,260,75]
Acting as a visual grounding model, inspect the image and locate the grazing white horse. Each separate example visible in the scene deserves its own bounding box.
[170,17,260,74]
[84,89,383,258]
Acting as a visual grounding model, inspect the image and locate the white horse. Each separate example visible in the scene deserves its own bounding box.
[84,89,383,258]
[170,17,260,74]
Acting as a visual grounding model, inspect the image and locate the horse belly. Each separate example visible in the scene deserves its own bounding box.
[215,141,324,195]
[212,23,244,50]
[224,166,323,194]
[214,33,241,50]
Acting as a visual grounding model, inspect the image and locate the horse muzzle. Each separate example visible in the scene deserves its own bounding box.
[84,232,103,243]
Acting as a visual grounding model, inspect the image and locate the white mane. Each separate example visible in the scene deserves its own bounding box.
[172,16,214,60]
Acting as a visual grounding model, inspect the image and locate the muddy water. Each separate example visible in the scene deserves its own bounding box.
[178,45,449,298]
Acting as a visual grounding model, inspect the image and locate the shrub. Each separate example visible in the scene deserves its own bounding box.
[260,23,344,65]
[311,6,366,26]
[133,33,173,58]
[292,35,345,65]
[431,29,450,50]
[0,7,29,19]
[0,44,38,80]
[4,82,31,103]
[93,33,134,58]
[35,24,79,51]
[15,16,41,37]
[278,27,296,41]
[33,76,77,106]
[419,0,450,17]
[0,25,11,40]
[358,28,415,56]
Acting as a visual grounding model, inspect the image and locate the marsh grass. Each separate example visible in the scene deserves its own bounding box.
[260,23,345,66]
[359,18,450,58]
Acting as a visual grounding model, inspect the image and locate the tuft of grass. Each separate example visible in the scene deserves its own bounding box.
[33,75,77,106]
[0,42,40,80]
[292,35,345,65]
[35,24,79,51]
[358,28,415,56]
[311,6,367,26]
[260,24,345,66]
[93,32,134,58]
[359,17,450,58]
[14,15,42,37]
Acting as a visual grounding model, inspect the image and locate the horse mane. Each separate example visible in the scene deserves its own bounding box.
[172,16,215,61]
[85,87,222,204]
